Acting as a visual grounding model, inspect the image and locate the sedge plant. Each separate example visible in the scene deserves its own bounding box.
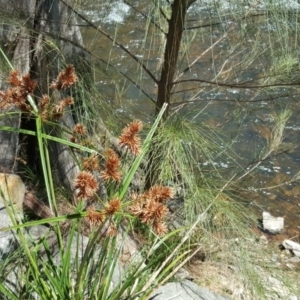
[0,63,200,299]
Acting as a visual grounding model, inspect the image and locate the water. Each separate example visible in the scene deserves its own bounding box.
[78,0,300,235]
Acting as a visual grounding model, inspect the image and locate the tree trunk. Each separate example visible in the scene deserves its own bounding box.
[0,0,90,202]
[156,0,189,120]
[145,0,189,190]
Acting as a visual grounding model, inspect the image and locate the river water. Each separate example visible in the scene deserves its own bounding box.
[77,0,300,236]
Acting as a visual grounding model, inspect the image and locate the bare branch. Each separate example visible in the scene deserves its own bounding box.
[59,0,159,85]
[159,6,169,21]
[186,13,266,30]
[188,0,197,8]
[170,93,295,107]
[173,78,300,89]
[123,0,167,34]
[174,29,233,81]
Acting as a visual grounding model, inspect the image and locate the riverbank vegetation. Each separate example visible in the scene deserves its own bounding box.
[0,0,300,299]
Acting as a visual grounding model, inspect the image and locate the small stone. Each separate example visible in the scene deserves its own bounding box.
[0,173,25,260]
[282,240,300,258]
[175,268,192,280]
[260,235,268,244]
[287,256,300,264]
[262,211,284,234]
[0,173,25,211]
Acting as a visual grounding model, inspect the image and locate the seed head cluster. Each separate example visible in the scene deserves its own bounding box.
[118,120,143,155]
[129,185,174,236]
[0,70,36,112]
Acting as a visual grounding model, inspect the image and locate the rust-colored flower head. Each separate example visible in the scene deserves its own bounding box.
[21,73,37,94]
[105,198,121,215]
[70,136,76,143]
[73,123,86,136]
[118,120,143,155]
[146,185,174,203]
[50,65,77,90]
[152,220,168,236]
[82,154,100,171]
[39,94,50,111]
[1,70,36,112]
[74,171,98,200]
[129,186,170,236]
[100,148,122,182]
[52,101,66,119]
[7,70,22,87]
[106,224,117,237]
[138,199,168,224]
[146,200,169,220]
[39,95,51,120]
[62,96,74,106]
[86,206,105,225]
[130,201,145,218]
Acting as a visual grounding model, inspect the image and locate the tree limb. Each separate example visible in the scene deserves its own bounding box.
[123,0,167,34]
[186,13,267,30]
[173,78,300,89]
[188,0,197,8]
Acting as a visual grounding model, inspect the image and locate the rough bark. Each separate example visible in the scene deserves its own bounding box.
[0,108,20,172]
[0,0,90,201]
[156,0,189,119]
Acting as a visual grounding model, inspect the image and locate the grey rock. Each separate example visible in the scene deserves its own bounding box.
[0,230,18,261]
[0,173,25,260]
[0,173,25,211]
[0,199,18,260]
[150,280,229,300]
[282,239,300,258]
[262,212,284,234]
[267,276,293,298]
[175,268,193,280]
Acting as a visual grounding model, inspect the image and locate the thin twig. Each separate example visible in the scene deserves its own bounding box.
[174,29,233,82]
[173,78,300,89]
[59,0,158,85]
[124,0,167,34]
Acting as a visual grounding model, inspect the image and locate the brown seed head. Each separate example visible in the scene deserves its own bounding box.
[152,220,168,236]
[7,70,21,86]
[105,198,121,215]
[62,96,74,106]
[118,120,143,155]
[146,185,174,202]
[50,65,77,90]
[86,206,105,225]
[74,171,98,200]
[100,148,122,182]
[73,123,86,136]
[106,224,117,237]
[21,74,36,94]
[82,154,100,171]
